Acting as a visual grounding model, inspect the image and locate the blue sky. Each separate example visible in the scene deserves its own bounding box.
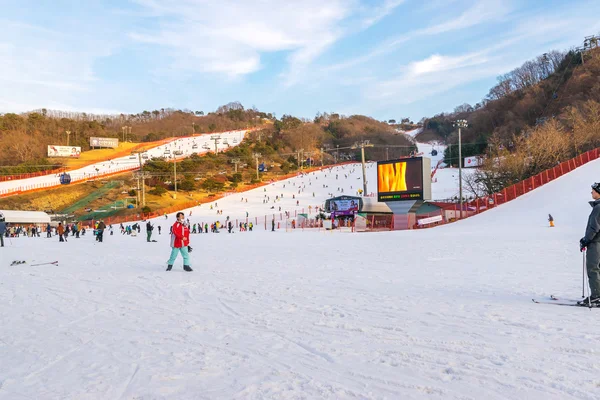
[1,0,599,121]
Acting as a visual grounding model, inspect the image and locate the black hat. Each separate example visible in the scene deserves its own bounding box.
[593,182,600,194]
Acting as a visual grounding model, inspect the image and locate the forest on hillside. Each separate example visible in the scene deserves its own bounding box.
[424,44,600,197]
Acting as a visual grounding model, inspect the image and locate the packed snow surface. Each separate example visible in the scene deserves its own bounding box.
[1,156,599,399]
[164,162,474,228]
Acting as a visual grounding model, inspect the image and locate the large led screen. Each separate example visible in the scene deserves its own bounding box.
[377,158,424,201]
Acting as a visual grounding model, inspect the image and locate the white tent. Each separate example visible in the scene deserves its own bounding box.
[0,210,51,224]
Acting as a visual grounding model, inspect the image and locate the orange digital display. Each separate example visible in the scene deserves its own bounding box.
[377,158,424,201]
[377,162,407,193]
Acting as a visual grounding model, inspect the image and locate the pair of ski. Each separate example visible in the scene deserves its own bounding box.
[532,295,600,308]
[10,260,58,266]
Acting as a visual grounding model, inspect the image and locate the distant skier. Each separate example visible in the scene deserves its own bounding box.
[158,225,161,235]
[166,212,192,272]
[579,182,600,305]
[146,221,154,242]
[0,215,6,247]
[548,214,554,227]
[96,220,106,242]
[57,222,66,242]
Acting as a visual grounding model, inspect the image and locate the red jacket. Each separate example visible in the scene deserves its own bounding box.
[170,221,190,248]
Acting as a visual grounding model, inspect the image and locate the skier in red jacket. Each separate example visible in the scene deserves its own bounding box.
[167,212,192,271]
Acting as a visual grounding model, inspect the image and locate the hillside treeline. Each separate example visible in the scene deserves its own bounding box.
[426,45,600,198]
[421,47,600,166]
[0,102,268,169]
[0,99,415,175]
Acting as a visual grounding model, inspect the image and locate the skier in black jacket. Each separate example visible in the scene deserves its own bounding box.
[579,182,600,305]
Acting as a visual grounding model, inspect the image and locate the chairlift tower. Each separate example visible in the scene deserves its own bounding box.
[211,135,221,153]
[231,158,241,173]
[253,153,261,181]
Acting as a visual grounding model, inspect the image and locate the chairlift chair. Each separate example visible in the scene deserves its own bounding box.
[60,173,72,185]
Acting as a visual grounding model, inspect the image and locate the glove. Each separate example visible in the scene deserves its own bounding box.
[580,238,589,252]
[188,246,193,253]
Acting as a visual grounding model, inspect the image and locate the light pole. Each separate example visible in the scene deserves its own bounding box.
[253,153,261,181]
[453,119,468,219]
[65,130,71,146]
[352,140,374,196]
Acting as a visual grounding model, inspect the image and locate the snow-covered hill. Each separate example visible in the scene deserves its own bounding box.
[1,156,598,398]
[148,160,474,228]
[0,130,246,194]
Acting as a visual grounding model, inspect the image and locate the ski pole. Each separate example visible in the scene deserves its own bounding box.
[583,250,586,299]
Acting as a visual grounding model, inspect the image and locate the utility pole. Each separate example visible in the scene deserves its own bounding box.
[192,122,196,134]
[173,153,178,199]
[352,140,374,196]
[297,149,303,169]
[132,152,151,207]
[320,147,324,167]
[65,130,71,146]
[211,135,221,153]
[336,145,339,163]
[454,119,468,219]
[253,153,261,181]
[122,126,131,142]
[386,147,389,160]
[231,158,240,173]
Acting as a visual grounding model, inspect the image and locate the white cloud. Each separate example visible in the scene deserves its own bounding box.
[129,0,403,84]
[408,52,487,76]
[324,0,512,72]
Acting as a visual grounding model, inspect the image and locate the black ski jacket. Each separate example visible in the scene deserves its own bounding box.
[584,199,600,244]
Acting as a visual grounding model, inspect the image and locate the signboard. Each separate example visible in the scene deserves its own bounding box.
[90,137,119,148]
[330,198,359,214]
[377,157,431,201]
[464,155,483,168]
[47,145,81,158]
[417,215,443,226]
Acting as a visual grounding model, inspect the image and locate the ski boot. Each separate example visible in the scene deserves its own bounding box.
[166,264,173,271]
[183,265,193,272]
[577,296,600,306]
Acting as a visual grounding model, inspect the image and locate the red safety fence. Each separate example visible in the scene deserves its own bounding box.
[353,147,600,232]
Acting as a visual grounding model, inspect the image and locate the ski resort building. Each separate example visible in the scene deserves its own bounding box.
[0,210,51,224]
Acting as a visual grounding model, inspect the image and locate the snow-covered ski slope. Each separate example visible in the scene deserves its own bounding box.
[153,161,474,226]
[1,158,599,399]
[0,130,246,194]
